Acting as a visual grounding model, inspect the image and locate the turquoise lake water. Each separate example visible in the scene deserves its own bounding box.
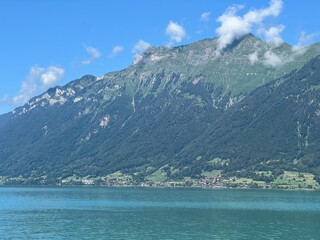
[0,187,320,239]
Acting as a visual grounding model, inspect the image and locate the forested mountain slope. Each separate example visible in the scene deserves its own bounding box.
[1,34,320,185]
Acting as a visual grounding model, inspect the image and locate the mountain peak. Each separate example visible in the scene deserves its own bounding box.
[2,34,320,186]
[132,33,273,67]
[13,33,318,118]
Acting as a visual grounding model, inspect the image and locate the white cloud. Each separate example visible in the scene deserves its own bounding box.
[249,51,259,65]
[0,95,9,104]
[86,46,101,58]
[264,25,285,46]
[215,0,283,55]
[200,12,211,22]
[110,45,124,57]
[263,50,282,67]
[81,60,91,65]
[165,21,186,44]
[41,66,65,85]
[13,65,64,104]
[292,31,318,53]
[132,40,152,57]
[82,46,101,64]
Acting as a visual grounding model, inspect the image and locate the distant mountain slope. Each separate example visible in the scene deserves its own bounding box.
[179,56,320,179]
[1,34,320,183]
[0,113,10,129]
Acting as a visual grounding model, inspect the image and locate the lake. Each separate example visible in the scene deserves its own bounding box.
[0,187,319,239]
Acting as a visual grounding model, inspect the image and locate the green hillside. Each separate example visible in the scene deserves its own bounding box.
[1,34,320,188]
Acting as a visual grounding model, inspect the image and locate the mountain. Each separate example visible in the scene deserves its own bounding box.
[178,57,320,181]
[1,34,320,186]
[0,113,10,129]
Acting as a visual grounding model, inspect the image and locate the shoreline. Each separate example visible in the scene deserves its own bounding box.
[1,172,319,191]
[0,182,319,191]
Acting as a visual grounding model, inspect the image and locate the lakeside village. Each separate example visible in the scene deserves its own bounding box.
[1,172,319,190]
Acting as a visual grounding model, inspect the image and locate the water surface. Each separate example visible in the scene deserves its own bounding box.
[0,187,319,239]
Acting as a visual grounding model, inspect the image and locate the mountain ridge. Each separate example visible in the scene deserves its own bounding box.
[10,33,316,119]
[1,34,320,188]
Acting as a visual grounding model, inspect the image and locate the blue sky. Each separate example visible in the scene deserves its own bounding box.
[0,0,320,114]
